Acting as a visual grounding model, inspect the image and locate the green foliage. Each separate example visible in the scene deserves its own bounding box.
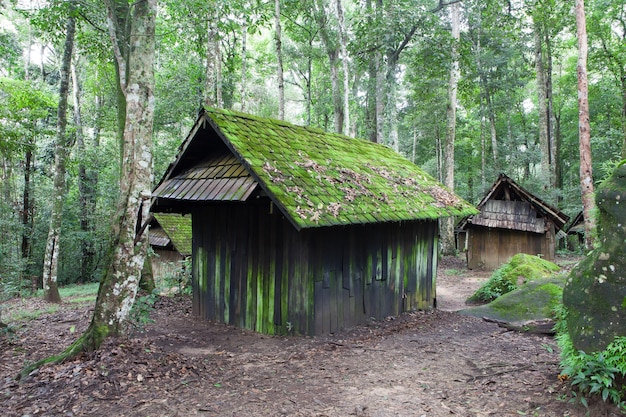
[557,321,626,411]
[469,254,560,303]
[470,265,518,303]
[128,291,158,333]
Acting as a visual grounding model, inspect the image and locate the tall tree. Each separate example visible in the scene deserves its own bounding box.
[314,0,343,133]
[42,1,76,303]
[440,0,460,255]
[19,0,156,377]
[533,4,555,191]
[575,0,596,249]
[73,60,99,283]
[335,0,350,134]
[275,0,285,119]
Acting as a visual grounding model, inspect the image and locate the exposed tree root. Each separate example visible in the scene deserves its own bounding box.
[16,322,110,381]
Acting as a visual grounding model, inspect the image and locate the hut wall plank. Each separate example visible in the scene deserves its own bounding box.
[192,203,437,336]
[467,226,555,270]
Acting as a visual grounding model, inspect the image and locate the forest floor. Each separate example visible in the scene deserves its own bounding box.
[1,255,623,417]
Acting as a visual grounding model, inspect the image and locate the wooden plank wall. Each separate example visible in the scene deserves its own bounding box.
[192,200,438,336]
[467,225,554,270]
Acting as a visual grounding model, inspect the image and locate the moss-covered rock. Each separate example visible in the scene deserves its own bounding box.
[563,162,626,352]
[460,275,566,323]
[468,253,561,303]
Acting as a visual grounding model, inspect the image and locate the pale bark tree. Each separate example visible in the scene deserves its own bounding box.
[275,0,285,119]
[204,6,221,108]
[19,1,156,378]
[440,1,460,255]
[575,0,596,249]
[240,23,248,112]
[335,0,350,134]
[315,0,343,133]
[43,1,76,303]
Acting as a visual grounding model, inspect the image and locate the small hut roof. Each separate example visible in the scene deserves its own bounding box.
[151,213,192,256]
[154,108,477,230]
[458,173,569,232]
[566,211,585,234]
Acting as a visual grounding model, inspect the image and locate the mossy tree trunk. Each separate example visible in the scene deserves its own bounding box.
[18,0,156,381]
[42,1,76,304]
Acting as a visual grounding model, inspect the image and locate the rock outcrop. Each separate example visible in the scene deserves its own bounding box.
[563,162,626,352]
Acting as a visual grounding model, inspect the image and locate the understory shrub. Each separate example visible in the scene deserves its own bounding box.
[556,307,626,411]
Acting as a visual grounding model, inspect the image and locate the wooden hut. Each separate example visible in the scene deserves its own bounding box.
[148,213,192,280]
[152,108,476,336]
[458,173,569,270]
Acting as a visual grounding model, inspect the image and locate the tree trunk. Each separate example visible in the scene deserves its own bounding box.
[275,0,285,120]
[533,16,552,190]
[21,149,33,269]
[440,1,460,256]
[240,23,248,112]
[315,0,343,133]
[335,0,350,134]
[365,0,377,142]
[204,12,219,108]
[545,33,557,190]
[108,0,130,170]
[375,50,384,143]
[385,63,399,151]
[575,0,596,249]
[43,3,76,303]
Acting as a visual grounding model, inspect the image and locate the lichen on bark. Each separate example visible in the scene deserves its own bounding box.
[563,161,626,352]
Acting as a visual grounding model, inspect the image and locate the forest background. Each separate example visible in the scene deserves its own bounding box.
[0,0,625,296]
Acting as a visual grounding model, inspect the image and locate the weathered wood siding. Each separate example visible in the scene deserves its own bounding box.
[191,200,438,336]
[467,223,555,270]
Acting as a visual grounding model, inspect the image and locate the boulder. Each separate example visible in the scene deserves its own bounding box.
[563,162,626,352]
[468,253,560,303]
[460,276,565,325]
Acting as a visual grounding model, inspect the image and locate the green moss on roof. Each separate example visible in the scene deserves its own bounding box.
[206,108,477,229]
[153,213,192,256]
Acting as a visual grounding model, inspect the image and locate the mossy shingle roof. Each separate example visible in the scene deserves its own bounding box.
[154,108,477,230]
[152,213,192,256]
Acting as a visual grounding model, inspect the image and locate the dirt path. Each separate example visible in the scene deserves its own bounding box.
[1,256,622,417]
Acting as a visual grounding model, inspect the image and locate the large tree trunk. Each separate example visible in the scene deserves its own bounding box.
[440,1,460,256]
[275,0,285,120]
[575,0,596,249]
[19,1,156,378]
[43,3,76,303]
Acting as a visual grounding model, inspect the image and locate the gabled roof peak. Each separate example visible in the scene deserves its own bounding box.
[154,108,477,229]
